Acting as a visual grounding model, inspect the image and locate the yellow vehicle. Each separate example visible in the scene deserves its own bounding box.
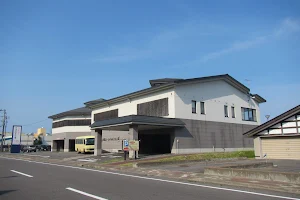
[75,136,95,153]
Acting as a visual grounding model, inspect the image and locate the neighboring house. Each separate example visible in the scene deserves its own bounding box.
[244,105,300,160]
[87,74,266,157]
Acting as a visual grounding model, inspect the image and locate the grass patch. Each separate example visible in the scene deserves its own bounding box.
[119,163,134,167]
[99,158,123,165]
[140,151,255,164]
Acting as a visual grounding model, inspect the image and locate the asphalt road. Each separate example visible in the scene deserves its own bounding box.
[0,157,299,200]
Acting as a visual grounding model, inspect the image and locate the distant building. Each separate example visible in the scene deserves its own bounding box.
[3,129,52,146]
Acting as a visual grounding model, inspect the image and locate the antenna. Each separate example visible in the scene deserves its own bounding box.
[265,115,270,121]
[245,79,251,87]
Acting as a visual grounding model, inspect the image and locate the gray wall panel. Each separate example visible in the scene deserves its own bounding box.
[172,119,256,151]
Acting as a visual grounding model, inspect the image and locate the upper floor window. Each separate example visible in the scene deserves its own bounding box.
[231,106,235,118]
[192,100,197,114]
[137,98,168,117]
[224,105,228,117]
[200,102,205,114]
[242,107,257,121]
[52,119,91,128]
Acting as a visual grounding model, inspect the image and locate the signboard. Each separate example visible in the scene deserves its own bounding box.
[123,140,129,151]
[129,140,139,151]
[12,125,22,145]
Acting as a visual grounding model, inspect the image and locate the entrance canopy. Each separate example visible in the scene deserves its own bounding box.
[90,115,185,131]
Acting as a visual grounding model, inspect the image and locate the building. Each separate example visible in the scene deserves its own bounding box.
[3,132,52,146]
[244,105,300,160]
[49,106,127,152]
[49,107,92,152]
[85,74,266,157]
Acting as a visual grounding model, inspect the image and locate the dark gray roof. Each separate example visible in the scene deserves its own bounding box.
[251,94,266,103]
[48,107,91,119]
[91,115,185,129]
[87,74,265,109]
[84,98,106,106]
[244,105,300,137]
[150,78,183,87]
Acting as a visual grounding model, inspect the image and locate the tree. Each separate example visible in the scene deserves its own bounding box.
[33,136,43,145]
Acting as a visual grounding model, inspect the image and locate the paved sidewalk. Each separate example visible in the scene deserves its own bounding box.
[1,154,300,195]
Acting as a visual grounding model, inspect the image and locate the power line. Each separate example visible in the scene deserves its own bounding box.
[22,119,50,126]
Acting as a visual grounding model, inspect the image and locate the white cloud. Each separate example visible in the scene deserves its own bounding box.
[199,18,300,63]
[200,36,267,62]
[93,18,300,64]
[274,18,300,37]
[92,21,225,63]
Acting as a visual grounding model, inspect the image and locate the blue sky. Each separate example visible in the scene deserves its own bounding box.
[1,0,300,133]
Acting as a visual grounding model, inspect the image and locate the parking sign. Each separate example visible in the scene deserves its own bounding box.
[123,140,129,151]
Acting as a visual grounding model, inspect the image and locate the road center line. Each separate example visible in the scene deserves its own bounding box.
[2,157,299,200]
[11,170,33,177]
[66,187,108,200]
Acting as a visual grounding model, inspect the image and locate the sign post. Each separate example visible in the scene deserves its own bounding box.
[123,140,129,160]
[11,125,22,153]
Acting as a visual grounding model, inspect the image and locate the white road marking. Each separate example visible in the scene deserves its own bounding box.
[2,157,299,200]
[109,156,121,158]
[10,170,33,177]
[24,155,50,158]
[66,187,108,200]
[77,159,97,162]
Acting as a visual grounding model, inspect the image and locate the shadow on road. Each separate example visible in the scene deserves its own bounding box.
[0,175,18,179]
[0,190,17,196]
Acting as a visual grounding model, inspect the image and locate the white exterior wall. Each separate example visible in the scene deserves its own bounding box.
[92,89,175,123]
[52,116,91,134]
[174,80,260,125]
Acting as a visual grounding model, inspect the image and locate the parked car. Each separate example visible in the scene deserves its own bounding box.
[41,145,51,151]
[22,145,37,153]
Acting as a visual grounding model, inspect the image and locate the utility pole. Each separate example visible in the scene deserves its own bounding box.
[1,109,7,152]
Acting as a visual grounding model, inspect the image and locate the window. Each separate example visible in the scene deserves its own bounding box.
[52,119,91,128]
[231,107,235,118]
[137,98,168,116]
[94,109,118,121]
[242,107,257,121]
[224,105,228,117]
[200,102,205,114]
[75,139,84,144]
[86,138,95,145]
[192,100,197,113]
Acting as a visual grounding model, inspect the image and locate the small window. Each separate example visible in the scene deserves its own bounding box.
[231,107,235,118]
[200,102,205,114]
[192,100,197,114]
[224,105,228,117]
